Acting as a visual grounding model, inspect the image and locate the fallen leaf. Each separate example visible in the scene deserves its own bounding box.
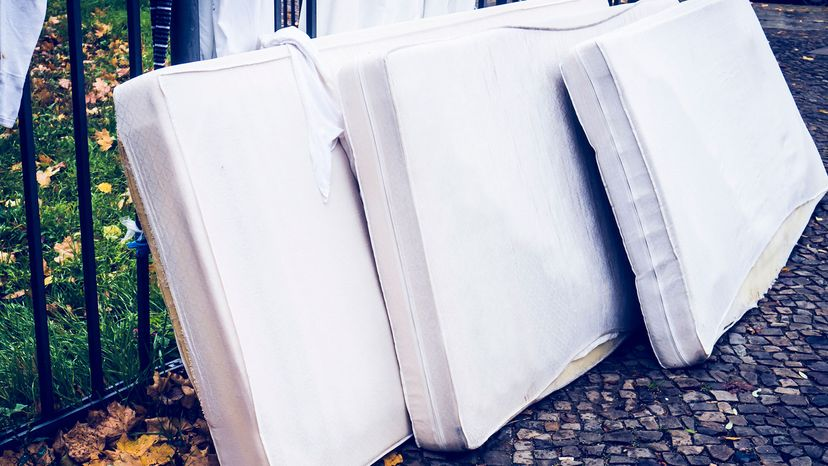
[94,129,114,151]
[819,109,828,115]
[383,452,403,466]
[103,225,123,241]
[751,388,761,397]
[798,371,808,380]
[10,163,21,172]
[2,290,25,300]
[54,236,79,264]
[0,251,15,264]
[62,422,105,463]
[92,78,111,100]
[725,421,733,430]
[95,402,139,440]
[802,56,814,61]
[183,446,218,466]
[97,182,113,193]
[38,154,54,166]
[36,161,67,187]
[93,22,112,38]
[0,450,18,466]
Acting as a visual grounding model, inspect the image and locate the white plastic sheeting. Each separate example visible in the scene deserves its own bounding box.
[561,0,828,368]
[0,0,47,127]
[338,0,675,451]
[300,0,477,36]
[115,0,610,464]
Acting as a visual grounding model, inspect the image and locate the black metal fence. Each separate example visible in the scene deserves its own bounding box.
[0,0,574,448]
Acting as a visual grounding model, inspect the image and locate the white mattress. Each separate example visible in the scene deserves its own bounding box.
[561,0,828,368]
[337,0,676,451]
[114,0,609,464]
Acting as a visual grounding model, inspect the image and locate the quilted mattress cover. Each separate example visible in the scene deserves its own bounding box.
[561,0,828,368]
[337,0,676,451]
[114,0,608,464]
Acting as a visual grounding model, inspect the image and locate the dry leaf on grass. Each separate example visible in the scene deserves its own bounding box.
[36,162,66,187]
[97,182,112,194]
[54,236,79,264]
[94,129,114,152]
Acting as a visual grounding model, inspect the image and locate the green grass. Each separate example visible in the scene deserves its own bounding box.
[0,0,176,431]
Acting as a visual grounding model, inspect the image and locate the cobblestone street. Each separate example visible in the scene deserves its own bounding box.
[385,4,828,465]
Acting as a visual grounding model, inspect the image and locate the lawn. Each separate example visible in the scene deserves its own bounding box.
[0,0,177,432]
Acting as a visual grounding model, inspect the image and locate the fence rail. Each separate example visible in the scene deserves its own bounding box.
[0,0,557,447]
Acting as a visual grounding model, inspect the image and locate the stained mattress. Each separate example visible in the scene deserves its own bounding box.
[114,0,609,464]
[337,0,676,451]
[561,0,828,368]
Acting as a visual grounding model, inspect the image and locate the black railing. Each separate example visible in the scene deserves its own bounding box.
[0,0,551,448]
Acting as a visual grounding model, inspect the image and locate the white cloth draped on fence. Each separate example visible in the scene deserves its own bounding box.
[300,0,477,36]
[199,0,275,59]
[0,0,47,127]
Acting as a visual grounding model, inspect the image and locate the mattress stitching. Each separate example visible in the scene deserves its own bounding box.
[593,42,703,366]
[359,57,462,449]
[572,45,690,367]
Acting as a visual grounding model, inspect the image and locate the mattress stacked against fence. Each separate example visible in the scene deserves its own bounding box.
[337,0,676,450]
[560,0,828,368]
[114,0,827,462]
[115,0,616,464]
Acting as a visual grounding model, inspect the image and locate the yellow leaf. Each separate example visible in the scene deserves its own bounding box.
[383,452,403,466]
[142,444,175,466]
[10,162,21,172]
[97,182,113,193]
[103,225,123,241]
[44,275,53,286]
[819,109,828,115]
[115,434,157,458]
[0,251,15,264]
[95,129,115,151]
[802,56,814,61]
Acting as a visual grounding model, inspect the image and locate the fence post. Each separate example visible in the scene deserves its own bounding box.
[66,0,105,397]
[170,0,200,65]
[125,0,153,375]
[18,76,56,417]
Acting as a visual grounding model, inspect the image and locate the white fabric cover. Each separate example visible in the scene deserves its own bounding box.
[300,0,477,37]
[115,1,608,464]
[337,0,676,451]
[561,0,828,368]
[0,0,46,127]
[199,0,275,59]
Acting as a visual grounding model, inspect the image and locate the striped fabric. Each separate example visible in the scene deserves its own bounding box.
[150,0,172,69]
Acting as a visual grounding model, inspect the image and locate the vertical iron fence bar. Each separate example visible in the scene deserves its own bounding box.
[477,0,486,8]
[66,0,105,397]
[170,0,200,65]
[306,0,317,38]
[125,0,153,374]
[19,76,56,417]
[283,0,289,27]
[275,0,281,30]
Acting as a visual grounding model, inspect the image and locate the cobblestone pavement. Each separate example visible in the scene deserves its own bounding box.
[381,4,828,466]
